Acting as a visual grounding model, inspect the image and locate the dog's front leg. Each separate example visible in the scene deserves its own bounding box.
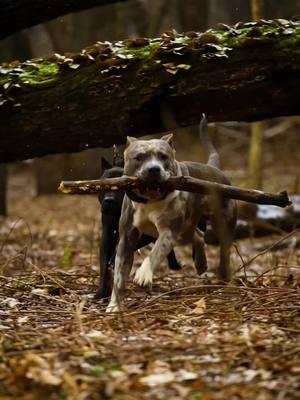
[106,202,139,313]
[106,230,139,312]
[134,230,176,287]
[95,214,117,299]
[106,242,131,312]
[211,198,236,282]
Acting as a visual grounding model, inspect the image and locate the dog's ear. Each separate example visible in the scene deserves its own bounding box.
[112,145,124,167]
[161,133,174,148]
[126,136,137,147]
[101,157,112,171]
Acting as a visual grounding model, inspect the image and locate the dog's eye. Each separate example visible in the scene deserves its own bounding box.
[134,154,143,162]
[159,153,168,161]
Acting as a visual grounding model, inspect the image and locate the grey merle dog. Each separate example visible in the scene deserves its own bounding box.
[95,149,181,300]
[107,115,237,312]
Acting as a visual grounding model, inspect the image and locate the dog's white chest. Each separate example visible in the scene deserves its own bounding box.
[133,204,158,237]
[133,197,174,237]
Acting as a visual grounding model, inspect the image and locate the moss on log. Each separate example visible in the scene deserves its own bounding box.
[1,18,300,163]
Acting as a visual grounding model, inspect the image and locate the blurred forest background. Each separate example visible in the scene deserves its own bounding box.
[1,0,300,213]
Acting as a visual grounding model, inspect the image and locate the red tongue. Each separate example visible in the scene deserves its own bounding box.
[143,188,161,199]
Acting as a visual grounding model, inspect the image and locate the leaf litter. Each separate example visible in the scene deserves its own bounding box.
[0,172,300,399]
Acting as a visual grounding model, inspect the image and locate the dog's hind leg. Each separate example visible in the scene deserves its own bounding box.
[211,198,236,282]
[219,208,236,281]
[134,230,176,287]
[167,251,181,271]
[193,228,207,275]
[219,236,232,282]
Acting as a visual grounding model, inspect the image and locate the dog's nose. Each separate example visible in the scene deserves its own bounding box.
[148,166,161,175]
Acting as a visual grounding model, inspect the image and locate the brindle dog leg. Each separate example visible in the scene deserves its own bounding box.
[106,232,139,312]
[106,202,139,312]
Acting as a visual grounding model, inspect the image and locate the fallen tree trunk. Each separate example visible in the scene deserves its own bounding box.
[1,19,300,163]
[58,176,291,208]
[0,0,127,40]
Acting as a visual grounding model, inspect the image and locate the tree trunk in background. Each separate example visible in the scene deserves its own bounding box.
[178,0,208,32]
[208,0,232,27]
[127,0,150,37]
[0,0,128,40]
[26,24,69,194]
[35,155,70,195]
[0,37,12,216]
[34,149,111,194]
[1,20,300,163]
[248,0,265,189]
[147,0,173,36]
[265,0,300,19]
[26,17,107,193]
[0,33,32,215]
[209,0,251,26]
[0,165,7,216]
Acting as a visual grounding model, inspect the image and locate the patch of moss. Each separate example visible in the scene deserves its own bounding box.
[132,41,161,60]
[19,62,59,85]
[113,41,161,62]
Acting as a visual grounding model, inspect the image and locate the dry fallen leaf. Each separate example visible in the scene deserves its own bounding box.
[85,329,108,341]
[26,369,62,386]
[3,297,19,308]
[140,370,175,386]
[2,163,300,399]
[17,315,29,324]
[192,297,207,314]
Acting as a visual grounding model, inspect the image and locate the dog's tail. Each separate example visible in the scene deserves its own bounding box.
[199,114,220,169]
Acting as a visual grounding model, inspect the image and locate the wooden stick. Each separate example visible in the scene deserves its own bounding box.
[58,176,139,194]
[58,176,291,208]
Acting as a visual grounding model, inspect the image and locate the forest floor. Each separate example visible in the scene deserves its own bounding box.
[1,171,300,400]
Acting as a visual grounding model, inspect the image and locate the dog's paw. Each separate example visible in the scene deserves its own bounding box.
[134,257,153,287]
[195,263,208,276]
[106,302,120,313]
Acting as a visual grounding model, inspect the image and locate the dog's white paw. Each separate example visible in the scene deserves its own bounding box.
[106,302,120,313]
[134,257,153,287]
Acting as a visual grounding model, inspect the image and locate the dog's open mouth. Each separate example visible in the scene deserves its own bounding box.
[139,186,164,200]
[127,182,171,202]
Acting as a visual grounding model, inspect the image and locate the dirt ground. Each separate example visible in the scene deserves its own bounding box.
[1,168,300,400]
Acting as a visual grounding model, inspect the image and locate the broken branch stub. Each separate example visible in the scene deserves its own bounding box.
[58,176,292,208]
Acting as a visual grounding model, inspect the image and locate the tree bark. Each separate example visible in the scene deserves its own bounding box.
[1,19,300,163]
[247,0,265,189]
[0,0,128,40]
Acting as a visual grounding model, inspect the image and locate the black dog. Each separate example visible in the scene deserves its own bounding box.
[95,153,181,299]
